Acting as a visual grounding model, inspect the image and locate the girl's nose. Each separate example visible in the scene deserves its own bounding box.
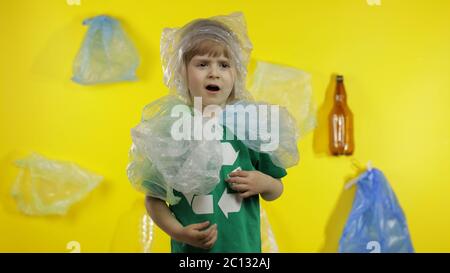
[208,64,220,79]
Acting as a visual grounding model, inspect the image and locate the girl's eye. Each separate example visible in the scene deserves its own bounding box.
[221,63,230,68]
[197,63,207,67]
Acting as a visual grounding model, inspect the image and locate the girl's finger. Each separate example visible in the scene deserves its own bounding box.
[239,191,254,199]
[226,177,247,184]
[231,183,249,192]
[228,170,249,177]
[203,229,218,249]
[201,224,217,242]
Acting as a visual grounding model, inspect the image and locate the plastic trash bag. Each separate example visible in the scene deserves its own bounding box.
[72,15,139,85]
[339,168,414,253]
[11,153,102,216]
[247,61,317,140]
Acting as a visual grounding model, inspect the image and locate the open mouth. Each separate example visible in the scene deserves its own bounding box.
[205,84,221,92]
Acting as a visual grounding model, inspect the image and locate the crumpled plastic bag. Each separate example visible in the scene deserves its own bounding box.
[127,96,223,204]
[247,61,317,140]
[11,153,102,216]
[339,168,414,253]
[219,100,300,168]
[72,15,139,85]
[127,95,304,204]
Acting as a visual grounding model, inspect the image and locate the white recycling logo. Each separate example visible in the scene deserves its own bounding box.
[183,192,214,214]
[184,142,243,218]
[222,142,239,165]
[218,180,243,219]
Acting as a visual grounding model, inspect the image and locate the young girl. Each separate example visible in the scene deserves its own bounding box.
[127,12,299,253]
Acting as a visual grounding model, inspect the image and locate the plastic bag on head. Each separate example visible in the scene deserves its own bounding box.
[339,168,414,253]
[72,15,139,85]
[11,153,102,216]
[160,12,253,103]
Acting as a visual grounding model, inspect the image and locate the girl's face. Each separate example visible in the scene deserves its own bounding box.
[186,53,236,107]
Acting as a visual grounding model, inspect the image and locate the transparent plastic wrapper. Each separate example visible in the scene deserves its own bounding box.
[127,96,223,204]
[11,153,102,216]
[128,96,300,204]
[219,100,300,168]
[110,199,155,253]
[260,207,279,253]
[72,15,139,85]
[248,61,317,140]
[161,12,253,102]
[339,168,414,253]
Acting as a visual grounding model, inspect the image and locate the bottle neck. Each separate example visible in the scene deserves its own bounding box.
[334,82,347,104]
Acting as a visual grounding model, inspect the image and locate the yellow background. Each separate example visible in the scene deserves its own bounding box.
[1,0,449,252]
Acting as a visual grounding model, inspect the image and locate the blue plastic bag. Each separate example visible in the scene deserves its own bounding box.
[339,168,414,253]
[72,15,139,85]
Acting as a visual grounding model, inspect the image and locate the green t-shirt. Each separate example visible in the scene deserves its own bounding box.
[169,128,287,253]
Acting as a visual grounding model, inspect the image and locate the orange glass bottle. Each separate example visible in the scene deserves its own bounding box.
[329,75,354,156]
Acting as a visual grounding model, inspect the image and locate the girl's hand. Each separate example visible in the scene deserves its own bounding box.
[225,170,274,199]
[176,221,217,249]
